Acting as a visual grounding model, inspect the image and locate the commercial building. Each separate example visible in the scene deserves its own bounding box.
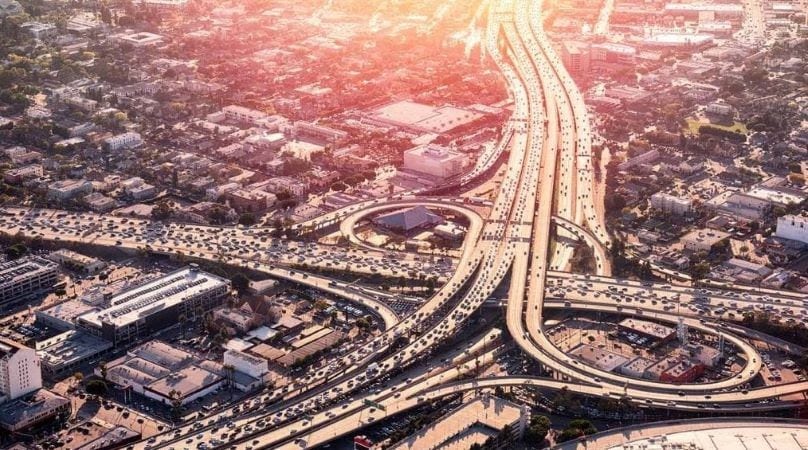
[47,249,106,275]
[222,105,268,125]
[619,356,656,378]
[590,43,636,64]
[0,338,43,402]
[403,144,468,179]
[117,31,163,47]
[561,41,590,73]
[104,132,143,151]
[0,256,58,310]
[650,192,692,215]
[76,266,230,346]
[292,121,348,146]
[37,330,112,376]
[101,341,223,406]
[47,179,93,201]
[365,100,483,134]
[3,164,43,184]
[570,344,630,372]
[618,318,676,346]
[660,359,705,383]
[373,206,444,232]
[0,389,69,432]
[776,214,808,245]
[223,349,268,379]
[388,395,529,450]
[680,228,731,252]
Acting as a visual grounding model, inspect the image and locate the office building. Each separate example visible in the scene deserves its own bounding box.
[0,257,58,310]
[0,389,69,431]
[561,41,590,73]
[47,179,93,201]
[47,249,106,275]
[403,144,468,179]
[680,228,731,252]
[0,338,43,402]
[104,132,143,151]
[650,192,693,215]
[76,266,230,346]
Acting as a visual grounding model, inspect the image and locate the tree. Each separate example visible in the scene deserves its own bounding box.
[85,379,107,395]
[4,242,27,260]
[98,363,108,381]
[151,201,172,221]
[231,273,250,293]
[525,415,551,443]
[168,389,183,419]
[238,212,256,226]
[557,419,597,443]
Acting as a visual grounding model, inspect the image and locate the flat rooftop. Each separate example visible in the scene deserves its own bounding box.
[570,344,630,372]
[146,365,221,399]
[619,318,676,340]
[78,267,228,328]
[604,422,808,450]
[0,256,56,287]
[367,100,483,134]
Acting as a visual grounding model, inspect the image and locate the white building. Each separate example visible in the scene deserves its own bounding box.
[104,132,143,151]
[223,350,268,379]
[222,105,268,125]
[403,144,467,179]
[650,192,692,215]
[0,338,42,402]
[776,214,808,245]
[48,179,93,201]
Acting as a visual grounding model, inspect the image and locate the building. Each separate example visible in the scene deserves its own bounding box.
[104,132,143,151]
[0,0,23,17]
[660,359,705,383]
[100,341,224,406]
[570,344,630,372]
[561,41,590,73]
[590,43,636,64]
[223,349,268,379]
[373,206,444,232]
[37,330,112,376]
[0,338,42,402]
[619,357,656,378]
[0,257,58,310]
[47,249,106,275]
[222,105,268,125]
[680,228,731,253]
[706,101,734,117]
[83,192,116,212]
[76,266,230,346]
[618,318,676,346]
[617,149,659,171]
[403,144,467,179]
[3,164,43,184]
[776,214,808,245]
[117,31,163,47]
[292,121,348,146]
[0,389,69,432]
[47,179,93,201]
[388,396,529,450]
[364,100,484,134]
[650,192,692,215]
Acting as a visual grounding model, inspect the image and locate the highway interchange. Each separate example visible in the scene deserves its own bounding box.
[2,0,806,448]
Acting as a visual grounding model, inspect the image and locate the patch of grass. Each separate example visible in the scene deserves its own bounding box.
[685,118,748,136]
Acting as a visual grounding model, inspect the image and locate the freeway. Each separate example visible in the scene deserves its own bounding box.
[0,207,452,281]
[3,0,805,448]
